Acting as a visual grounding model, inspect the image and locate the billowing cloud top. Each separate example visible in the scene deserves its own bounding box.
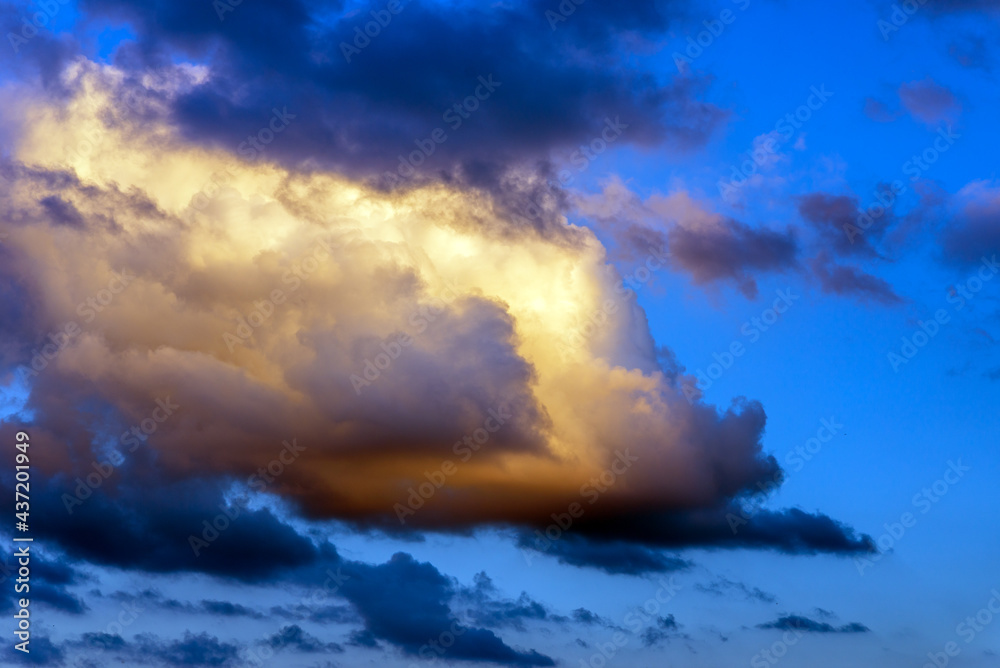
[0,60,870,564]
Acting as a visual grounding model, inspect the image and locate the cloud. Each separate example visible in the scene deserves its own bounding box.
[76,632,128,652]
[0,546,88,615]
[262,625,343,654]
[0,63,855,561]
[758,615,870,634]
[938,180,1000,266]
[640,614,680,647]
[136,632,241,667]
[516,532,693,575]
[347,629,380,648]
[898,78,961,126]
[2,634,65,665]
[459,573,550,631]
[23,476,323,580]
[809,252,903,305]
[338,553,555,665]
[797,192,881,257]
[521,505,874,559]
[571,608,611,626]
[664,215,799,299]
[695,576,776,604]
[69,0,726,207]
[948,33,993,70]
[577,179,799,299]
[200,600,265,619]
[923,0,1000,15]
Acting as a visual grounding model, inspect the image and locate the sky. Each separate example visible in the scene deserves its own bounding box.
[0,0,998,666]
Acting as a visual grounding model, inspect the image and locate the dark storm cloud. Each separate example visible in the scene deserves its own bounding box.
[74,0,726,203]
[0,546,87,615]
[24,474,322,580]
[338,552,555,665]
[516,532,693,576]
[758,615,870,633]
[518,506,874,574]
[31,582,88,614]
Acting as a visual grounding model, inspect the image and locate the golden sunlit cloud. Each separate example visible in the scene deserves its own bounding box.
[0,58,774,530]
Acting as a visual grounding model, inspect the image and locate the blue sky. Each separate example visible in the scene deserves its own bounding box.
[0,0,998,666]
